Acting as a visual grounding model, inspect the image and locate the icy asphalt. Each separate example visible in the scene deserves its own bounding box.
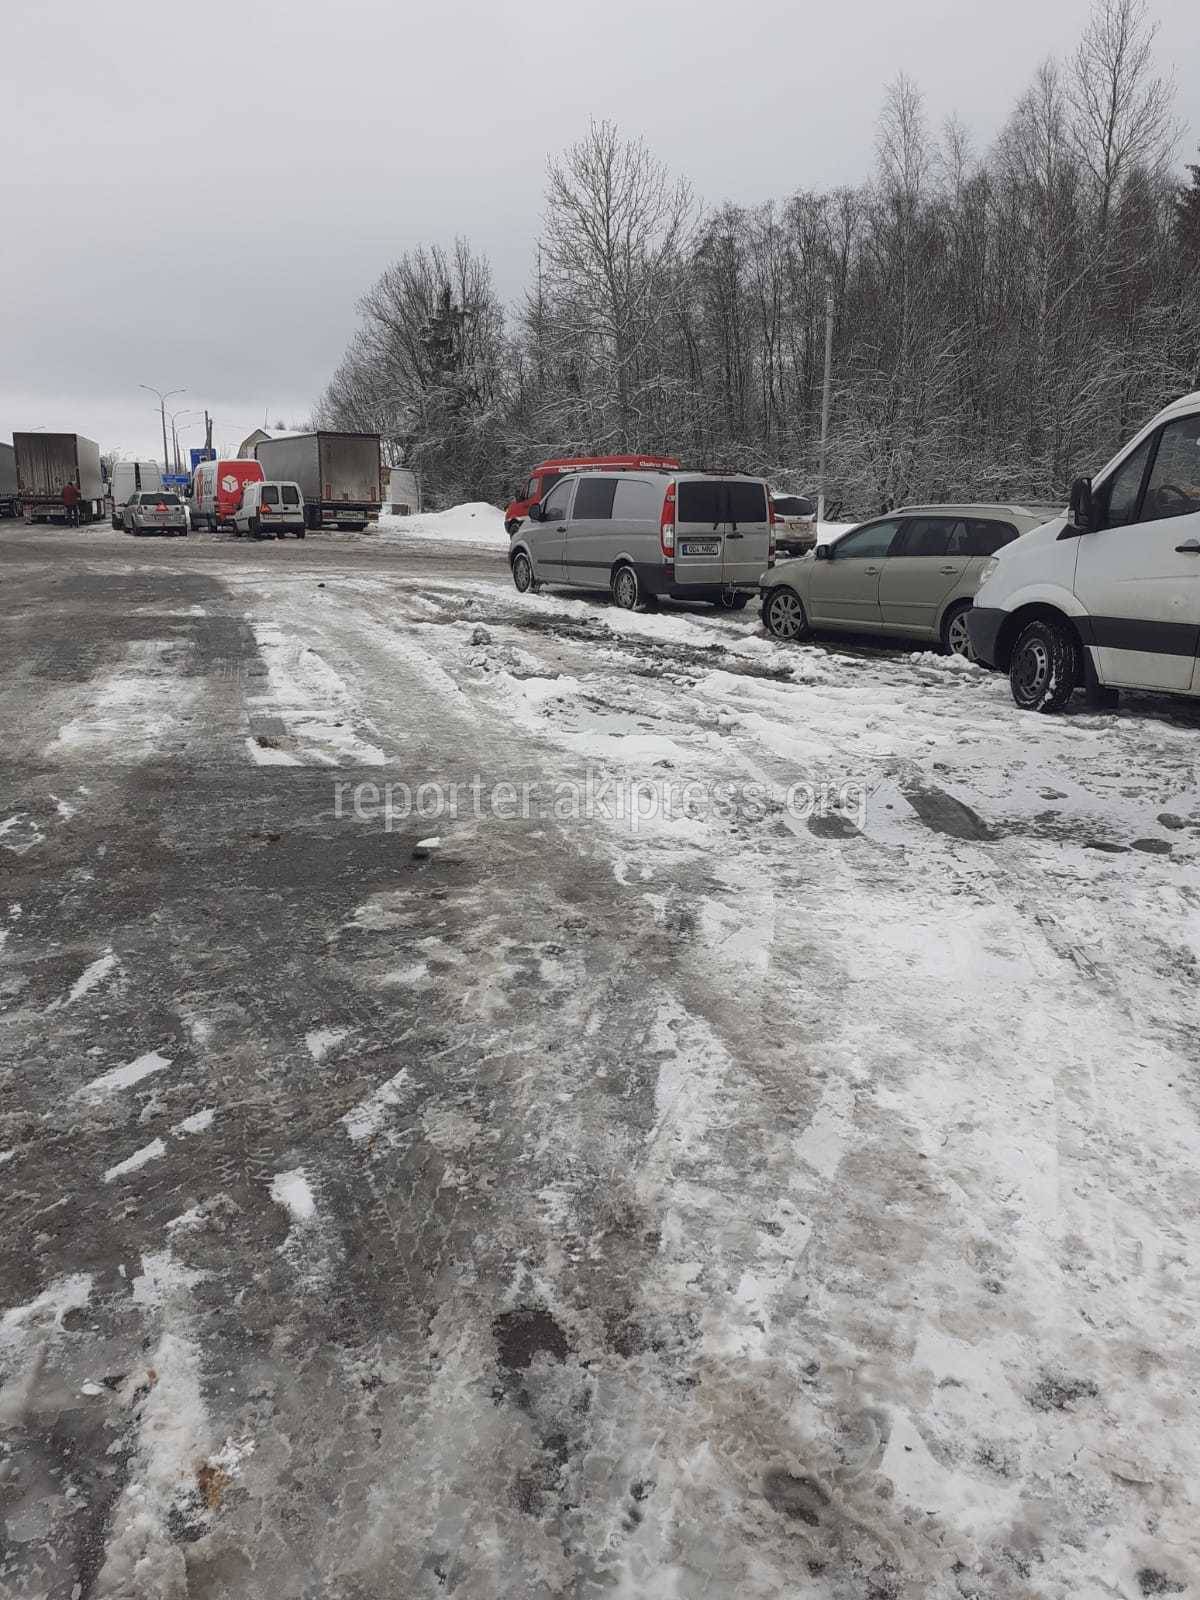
[1,521,1198,1600]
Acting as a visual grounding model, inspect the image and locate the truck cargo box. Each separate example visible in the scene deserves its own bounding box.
[0,442,17,515]
[255,432,382,529]
[13,433,104,522]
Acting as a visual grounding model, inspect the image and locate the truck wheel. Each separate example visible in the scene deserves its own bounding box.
[1009,617,1081,713]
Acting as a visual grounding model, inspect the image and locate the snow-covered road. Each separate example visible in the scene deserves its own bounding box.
[1,521,1198,1599]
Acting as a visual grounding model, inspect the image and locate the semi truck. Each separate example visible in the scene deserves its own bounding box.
[0,442,17,518]
[254,431,382,531]
[13,433,105,523]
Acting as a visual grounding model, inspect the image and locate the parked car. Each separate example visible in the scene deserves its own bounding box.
[504,455,681,535]
[122,490,188,537]
[771,492,817,556]
[759,504,1050,654]
[233,481,306,540]
[510,468,773,610]
[969,390,1200,711]
[191,458,265,531]
[109,460,163,528]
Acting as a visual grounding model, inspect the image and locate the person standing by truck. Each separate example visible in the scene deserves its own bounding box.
[62,481,81,527]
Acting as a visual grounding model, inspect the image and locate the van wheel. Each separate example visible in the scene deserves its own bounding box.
[511,552,538,594]
[1009,617,1080,712]
[505,519,521,535]
[611,564,640,610]
[942,602,975,660]
[715,591,749,611]
[763,586,809,641]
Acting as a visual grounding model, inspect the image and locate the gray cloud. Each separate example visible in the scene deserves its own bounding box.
[3,0,1196,458]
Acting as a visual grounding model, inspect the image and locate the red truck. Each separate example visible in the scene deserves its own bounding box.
[505,454,680,534]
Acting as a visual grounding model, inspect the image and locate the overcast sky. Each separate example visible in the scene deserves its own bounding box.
[2,0,1197,461]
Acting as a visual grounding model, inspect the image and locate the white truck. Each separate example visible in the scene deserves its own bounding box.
[254,432,382,531]
[0,442,17,518]
[13,433,105,523]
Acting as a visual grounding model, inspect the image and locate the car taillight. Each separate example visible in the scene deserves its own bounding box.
[659,483,676,559]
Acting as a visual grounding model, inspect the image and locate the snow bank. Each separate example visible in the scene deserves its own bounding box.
[376,502,507,548]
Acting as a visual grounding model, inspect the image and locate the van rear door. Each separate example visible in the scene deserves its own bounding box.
[675,478,771,589]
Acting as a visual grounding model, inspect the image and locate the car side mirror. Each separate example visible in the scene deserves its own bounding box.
[1068,476,1095,534]
[527,502,543,522]
[814,543,831,561]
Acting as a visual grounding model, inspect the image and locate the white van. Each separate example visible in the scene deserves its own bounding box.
[233,481,306,539]
[110,460,163,528]
[969,390,1200,711]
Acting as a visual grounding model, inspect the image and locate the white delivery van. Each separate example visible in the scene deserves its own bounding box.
[109,461,163,528]
[233,481,306,539]
[969,390,1200,711]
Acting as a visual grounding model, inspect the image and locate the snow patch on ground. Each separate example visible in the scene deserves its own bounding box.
[343,1069,412,1143]
[63,949,119,1006]
[305,1026,348,1063]
[104,1137,166,1184]
[376,502,507,548]
[79,1049,172,1102]
[270,1167,316,1222]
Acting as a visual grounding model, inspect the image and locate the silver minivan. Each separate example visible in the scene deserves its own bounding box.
[509,469,773,610]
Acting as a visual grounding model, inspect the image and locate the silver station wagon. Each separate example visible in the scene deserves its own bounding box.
[759,503,1054,655]
[510,468,773,610]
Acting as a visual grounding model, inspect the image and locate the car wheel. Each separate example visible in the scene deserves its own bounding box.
[611,564,640,610]
[511,551,537,594]
[942,602,976,660]
[1009,617,1080,713]
[763,586,809,641]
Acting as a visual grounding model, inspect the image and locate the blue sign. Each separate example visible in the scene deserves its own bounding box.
[163,474,190,491]
[189,447,215,471]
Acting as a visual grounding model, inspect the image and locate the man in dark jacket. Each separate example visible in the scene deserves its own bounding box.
[62,482,81,527]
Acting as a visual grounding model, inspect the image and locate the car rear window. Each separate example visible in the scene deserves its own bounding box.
[678,480,767,525]
[572,478,617,520]
[140,492,179,505]
[773,495,814,517]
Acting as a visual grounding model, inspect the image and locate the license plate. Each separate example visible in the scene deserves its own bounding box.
[680,540,720,557]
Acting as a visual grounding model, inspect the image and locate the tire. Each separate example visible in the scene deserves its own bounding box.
[763,586,809,642]
[297,528,306,539]
[941,601,975,660]
[715,591,749,611]
[611,564,640,610]
[511,551,537,594]
[505,519,521,536]
[1009,616,1080,713]
[111,516,121,530]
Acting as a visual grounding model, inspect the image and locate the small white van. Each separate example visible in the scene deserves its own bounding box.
[969,390,1200,711]
[232,481,306,539]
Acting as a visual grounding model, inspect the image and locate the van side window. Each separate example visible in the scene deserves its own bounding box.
[1139,417,1200,523]
[541,480,572,522]
[612,478,659,521]
[1098,434,1154,529]
[572,478,617,520]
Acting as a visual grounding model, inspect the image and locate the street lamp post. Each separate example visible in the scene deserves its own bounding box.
[139,384,186,473]
[168,408,201,473]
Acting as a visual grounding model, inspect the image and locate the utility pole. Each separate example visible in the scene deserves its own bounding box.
[140,383,185,473]
[817,277,834,526]
[204,409,213,455]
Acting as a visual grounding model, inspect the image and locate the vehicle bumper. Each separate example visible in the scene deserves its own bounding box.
[966,606,1006,669]
[639,565,758,601]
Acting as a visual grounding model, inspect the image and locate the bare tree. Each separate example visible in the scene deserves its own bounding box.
[1069,0,1177,233]
[542,120,694,446]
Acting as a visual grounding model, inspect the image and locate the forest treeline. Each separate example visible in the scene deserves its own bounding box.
[316,0,1200,516]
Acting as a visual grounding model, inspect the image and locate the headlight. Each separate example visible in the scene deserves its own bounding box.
[979,557,999,583]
